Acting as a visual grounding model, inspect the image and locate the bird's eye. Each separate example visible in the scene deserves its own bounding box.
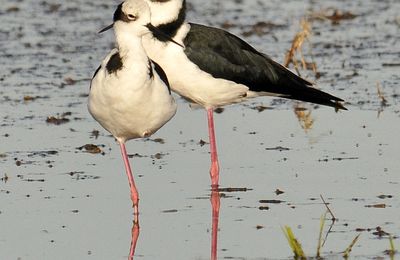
[127,14,137,21]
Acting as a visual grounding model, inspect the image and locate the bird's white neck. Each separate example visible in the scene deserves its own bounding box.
[115,31,147,62]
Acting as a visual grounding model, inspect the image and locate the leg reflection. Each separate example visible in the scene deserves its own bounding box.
[128,217,140,260]
[210,190,221,260]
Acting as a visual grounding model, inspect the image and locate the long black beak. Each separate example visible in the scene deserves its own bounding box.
[98,23,114,34]
[145,23,184,48]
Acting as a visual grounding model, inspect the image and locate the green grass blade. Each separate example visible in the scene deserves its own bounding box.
[316,211,328,257]
[343,234,361,258]
[389,234,395,257]
[282,226,306,259]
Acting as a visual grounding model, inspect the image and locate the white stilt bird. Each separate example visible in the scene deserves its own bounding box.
[88,0,178,215]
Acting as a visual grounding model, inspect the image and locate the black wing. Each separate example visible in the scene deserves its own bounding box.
[92,65,101,79]
[89,65,102,90]
[184,23,346,110]
[151,60,172,94]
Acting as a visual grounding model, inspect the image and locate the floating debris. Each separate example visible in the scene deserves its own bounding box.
[365,203,387,208]
[0,174,8,183]
[46,112,72,125]
[145,138,165,144]
[220,21,236,30]
[265,146,290,151]
[198,139,207,146]
[77,144,104,154]
[252,105,270,112]
[151,153,166,160]
[382,63,400,67]
[310,9,358,25]
[377,194,393,199]
[128,153,146,158]
[64,77,76,85]
[332,157,359,161]
[242,21,286,37]
[90,130,100,139]
[23,96,35,102]
[68,171,100,181]
[153,138,165,144]
[23,95,49,102]
[217,187,252,192]
[6,6,20,12]
[27,150,58,157]
[46,116,70,125]
[373,227,390,238]
[23,178,45,182]
[259,199,285,204]
[162,209,178,213]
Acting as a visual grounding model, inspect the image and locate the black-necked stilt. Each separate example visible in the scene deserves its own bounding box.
[142,0,346,188]
[88,0,177,215]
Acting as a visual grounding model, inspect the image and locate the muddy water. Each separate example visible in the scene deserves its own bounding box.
[1,0,399,259]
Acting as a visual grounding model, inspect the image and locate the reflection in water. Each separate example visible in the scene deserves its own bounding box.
[377,82,388,118]
[128,218,140,260]
[125,191,220,259]
[210,190,221,260]
[294,105,314,132]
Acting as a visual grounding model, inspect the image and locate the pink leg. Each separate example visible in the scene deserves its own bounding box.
[119,142,139,216]
[128,219,140,260]
[210,190,220,260]
[207,108,220,189]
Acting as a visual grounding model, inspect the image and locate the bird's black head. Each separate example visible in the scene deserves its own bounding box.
[99,0,151,34]
[113,3,134,23]
[99,0,184,49]
[113,2,145,23]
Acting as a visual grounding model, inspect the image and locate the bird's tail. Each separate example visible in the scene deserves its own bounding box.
[267,59,347,110]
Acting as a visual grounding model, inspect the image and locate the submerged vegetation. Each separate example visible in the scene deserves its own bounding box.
[282,196,398,259]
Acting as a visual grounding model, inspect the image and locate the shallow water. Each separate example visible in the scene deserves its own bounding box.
[1,0,399,259]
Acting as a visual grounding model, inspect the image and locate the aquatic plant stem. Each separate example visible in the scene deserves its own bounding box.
[320,195,336,221]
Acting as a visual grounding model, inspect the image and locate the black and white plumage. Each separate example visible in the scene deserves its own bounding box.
[144,0,346,109]
[142,0,346,188]
[88,0,177,214]
[89,0,176,143]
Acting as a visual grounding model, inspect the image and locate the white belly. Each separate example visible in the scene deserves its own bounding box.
[88,63,177,142]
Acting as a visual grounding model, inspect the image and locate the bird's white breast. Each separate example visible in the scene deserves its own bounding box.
[88,49,176,142]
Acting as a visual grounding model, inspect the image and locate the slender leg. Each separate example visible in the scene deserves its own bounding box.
[207,108,220,189]
[128,219,140,260]
[119,142,139,216]
[210,190,220,260]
